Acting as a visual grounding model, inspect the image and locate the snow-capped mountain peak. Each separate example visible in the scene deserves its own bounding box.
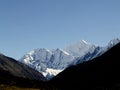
[20,48,74,79]
[81,40,89,44]
[108,38,120,47]
[20,38,120,80]
[20,40,97,79]
[52,48,70,55]
[21,48,52,67]
[64,40,96,57]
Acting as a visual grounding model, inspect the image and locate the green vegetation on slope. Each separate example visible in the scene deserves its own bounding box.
[0,84,40,90]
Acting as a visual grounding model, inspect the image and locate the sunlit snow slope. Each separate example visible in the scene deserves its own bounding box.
[20,38,120,79]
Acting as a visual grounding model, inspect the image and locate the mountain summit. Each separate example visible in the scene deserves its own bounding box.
[49,41,120,89]
[64,40,96,57]
[20,38,120,79]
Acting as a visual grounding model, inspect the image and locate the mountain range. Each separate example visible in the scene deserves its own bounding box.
[49,41,120,89]
[20,38,120,79]
[0,38,120,89]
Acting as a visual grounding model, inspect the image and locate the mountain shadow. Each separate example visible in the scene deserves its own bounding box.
[49,43,120,90]
[0,54,46,88]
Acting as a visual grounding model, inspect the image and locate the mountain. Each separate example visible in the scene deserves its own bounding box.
[49,42,120,89]
[20,38,120,79]
[20,48,74,79]
[64,40,97,57]
[67,38,120,64]
[0,54,46,82]
[64,40,101,65]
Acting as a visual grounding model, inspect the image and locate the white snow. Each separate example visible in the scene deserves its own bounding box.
[20,38,120,79]
[20,48,74,79]
[81,40,88,44]
[64,40,96,57]
[107,38,120,48]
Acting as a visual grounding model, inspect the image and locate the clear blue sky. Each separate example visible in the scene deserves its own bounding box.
[0,0,120,59]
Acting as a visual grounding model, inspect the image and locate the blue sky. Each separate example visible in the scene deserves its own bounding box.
[0,0,120,59]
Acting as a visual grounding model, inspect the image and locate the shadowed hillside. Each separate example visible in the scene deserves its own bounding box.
[49,43,120,89]
[0,54,46,81]
[1,43,120,90]
[0,54,46,89]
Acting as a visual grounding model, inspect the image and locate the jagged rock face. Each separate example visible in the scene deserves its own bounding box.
[21,48,74,79]
[20,38,120,79]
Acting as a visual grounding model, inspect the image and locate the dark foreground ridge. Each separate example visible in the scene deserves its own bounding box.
[1,43,120,90]
[49,42,120,89]
[0,54,46,89]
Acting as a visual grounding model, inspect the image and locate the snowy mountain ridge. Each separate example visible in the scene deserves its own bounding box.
[64,40,97,57]
[20,38,120,79]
